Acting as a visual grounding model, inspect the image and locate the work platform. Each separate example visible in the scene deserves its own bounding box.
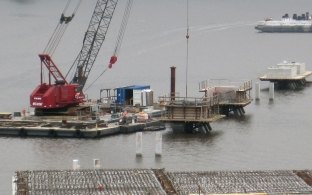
[0,118,163,138]
[13,169,312,194]
[259,61,312,89]
[199,80,253,116]
[158,96,224,133]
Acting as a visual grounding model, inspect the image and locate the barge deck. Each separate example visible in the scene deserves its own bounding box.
[0,119,164,138]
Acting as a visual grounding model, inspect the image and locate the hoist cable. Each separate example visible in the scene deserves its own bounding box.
[185,0,190,98]
[65,53,79,80]
[43,23,62,54]
[62,0,71,14]
[73,0,82,14]
[84,67,109,91]
[50,24,69,56]
[46,24,65,54]
[85,0,134,92]
[43,0,81,55]
[106,0,133,69]
[113,0,133,55]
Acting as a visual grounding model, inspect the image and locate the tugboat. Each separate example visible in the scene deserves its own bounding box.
[255,12,312,32]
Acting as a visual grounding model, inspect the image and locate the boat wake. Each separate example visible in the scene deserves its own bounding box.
[192,21,256,33]
[126,22,255,56]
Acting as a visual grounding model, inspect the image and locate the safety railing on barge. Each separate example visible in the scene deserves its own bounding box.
[199,79,253,105]
[158,95,222,122]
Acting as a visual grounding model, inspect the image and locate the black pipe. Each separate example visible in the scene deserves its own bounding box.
[170,66,176,100]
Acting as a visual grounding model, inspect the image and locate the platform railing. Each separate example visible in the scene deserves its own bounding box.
[158,95,220,121]
[158,95,219,107]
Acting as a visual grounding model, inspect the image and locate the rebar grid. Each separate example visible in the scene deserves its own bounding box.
[166,170,312,195]
[15,169,312,195]
[15,169,166,195]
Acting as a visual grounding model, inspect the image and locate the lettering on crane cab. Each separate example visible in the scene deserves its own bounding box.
[32,102,43,106]
[75,92,84,100]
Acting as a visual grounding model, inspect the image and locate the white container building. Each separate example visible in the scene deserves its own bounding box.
[277,61,306,75]
[266,66,297,78]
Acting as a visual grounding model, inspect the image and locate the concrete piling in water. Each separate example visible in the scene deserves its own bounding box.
[202,124,208,134]
[12,176,16,195]
[237,107,244,116]
[255,82,260,101]
[155,132,162,156]
[240,107,245,114]
[93,159,100,169]
[269,82,274,101]
[233,109,239,116]
[73,159,80,170]
[136,132,143,156]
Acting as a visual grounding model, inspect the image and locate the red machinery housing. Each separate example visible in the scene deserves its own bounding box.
[30,54,85,110]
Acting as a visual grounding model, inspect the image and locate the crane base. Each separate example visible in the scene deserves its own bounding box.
[34,105,91,116]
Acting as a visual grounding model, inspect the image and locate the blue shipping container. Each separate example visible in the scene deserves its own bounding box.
[116,85,150,105]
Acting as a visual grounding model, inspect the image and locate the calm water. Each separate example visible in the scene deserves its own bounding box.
[1,0,312,193]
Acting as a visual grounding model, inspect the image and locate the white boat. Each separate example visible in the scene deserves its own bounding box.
[255,12,312,32]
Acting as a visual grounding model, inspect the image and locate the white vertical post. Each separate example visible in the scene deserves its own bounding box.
[93,159,100,169]
[12,176,16,195]
[132,114,135,124]
[136,132,143,156]
[255,82,260,101]
[155,132,162,156]
[269,82,274,100]
[73,159,80,170]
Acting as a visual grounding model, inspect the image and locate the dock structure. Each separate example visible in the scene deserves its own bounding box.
[0,118,164,138]
[13,169,312,194]
[158,66,223,133]
[259,61,312,89]
[199,79,253,117]
[158,95,223,133]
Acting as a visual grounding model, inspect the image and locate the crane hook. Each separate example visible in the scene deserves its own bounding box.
[108,55,118,69]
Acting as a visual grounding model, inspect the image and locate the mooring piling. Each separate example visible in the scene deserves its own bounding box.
[155,132,162,156]
[269,82,274,101]
[136,132,143,156]
[255,82,260,101]
[93,159,100,169]
[72,159,80,170]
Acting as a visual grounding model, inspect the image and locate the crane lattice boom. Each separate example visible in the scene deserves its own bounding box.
[70,0,118,91]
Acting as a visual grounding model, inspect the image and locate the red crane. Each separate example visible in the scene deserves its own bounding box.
[30,0,131,115]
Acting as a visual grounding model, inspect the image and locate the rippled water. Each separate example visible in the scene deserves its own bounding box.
[1,0,312,193]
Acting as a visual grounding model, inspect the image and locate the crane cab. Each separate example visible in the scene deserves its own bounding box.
[30,83,85,111]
